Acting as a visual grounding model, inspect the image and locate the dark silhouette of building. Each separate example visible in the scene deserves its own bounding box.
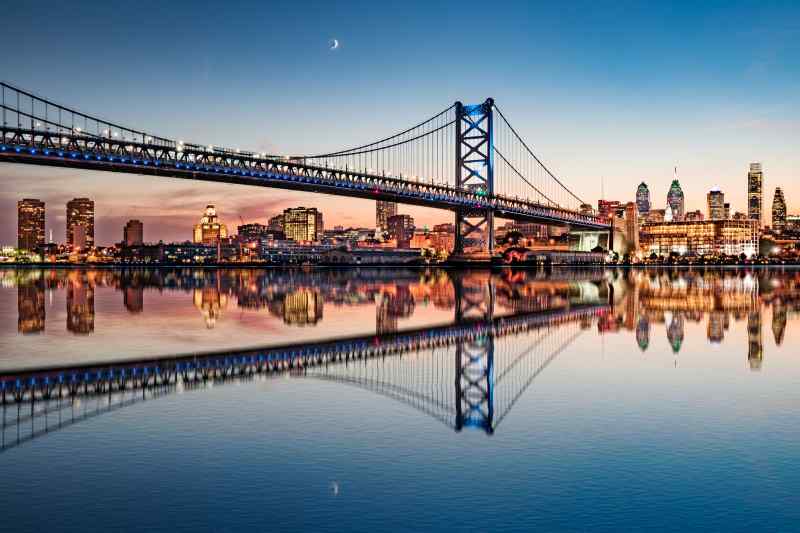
[124,219,144,246]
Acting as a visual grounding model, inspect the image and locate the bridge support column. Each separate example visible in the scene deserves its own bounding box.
[451,99,494,263]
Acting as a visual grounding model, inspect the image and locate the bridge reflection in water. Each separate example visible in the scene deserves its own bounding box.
[1,268,613,451]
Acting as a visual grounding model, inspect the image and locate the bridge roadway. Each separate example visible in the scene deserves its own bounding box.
[0,127,607,231]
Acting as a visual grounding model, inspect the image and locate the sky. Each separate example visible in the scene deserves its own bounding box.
[1,0,798,245]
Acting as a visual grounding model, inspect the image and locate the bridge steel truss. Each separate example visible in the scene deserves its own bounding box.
[0,82,609,232]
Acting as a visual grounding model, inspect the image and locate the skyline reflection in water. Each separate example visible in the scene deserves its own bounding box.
[2,267,798,372]
[2,267,800,532]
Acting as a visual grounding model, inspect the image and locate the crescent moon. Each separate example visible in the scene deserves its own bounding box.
[329,39,339,51]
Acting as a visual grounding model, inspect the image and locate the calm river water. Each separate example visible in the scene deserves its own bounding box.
[1,267,799,532]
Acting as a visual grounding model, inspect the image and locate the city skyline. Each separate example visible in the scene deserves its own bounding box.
[1,2,798,245]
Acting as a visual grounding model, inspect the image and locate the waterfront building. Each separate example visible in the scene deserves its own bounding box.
[376,200,397,233]
[624,202,639,252]
[646,209,666,224]
[387,214,415,248]
[666,173,685,221]
[786,214,800,232]
[772,187,787,232]
[640,219,759,257]
[237,223,272,243]
[267,213,284,233]
[684,210,704,222]
[748,162,763,226]
[123,220,144,246]
[580,203,594,216]
[636,182,650,216]
[66,198,95,249]
[707,187,725,220]
[17,198,45,251]
[597,200,621,221]
[193,205,228,245]
[283,207,323,242]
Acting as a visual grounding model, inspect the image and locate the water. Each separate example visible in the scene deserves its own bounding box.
[1,267,799,532]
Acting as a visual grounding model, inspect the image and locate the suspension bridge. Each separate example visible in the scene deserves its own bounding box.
[0,82,609,261]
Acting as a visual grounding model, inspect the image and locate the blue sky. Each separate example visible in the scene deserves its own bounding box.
[1,0,798,244]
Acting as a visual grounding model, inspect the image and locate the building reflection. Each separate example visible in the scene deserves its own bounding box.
[124,287,144,313]
[9,267,800,373]
[280,290,324,326]
[193,287,228,329]
[748,311,763,371]
[17,278,46,334]
[67,278,94,335]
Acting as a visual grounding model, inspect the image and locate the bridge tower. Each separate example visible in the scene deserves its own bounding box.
[452,271,495,433]
[452,99,494,262]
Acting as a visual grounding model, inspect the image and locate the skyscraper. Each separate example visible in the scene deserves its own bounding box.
[66,198,95,249]
[124,219,144,246]
[635,182,650,216]
[772,187,787,232]
[17,199,45,251]
[283,207,323,242]
[376,200,397,233]
[193,205,228,244]
[706,187,725,220]
[748,162,763,226]
[666,169,685,221]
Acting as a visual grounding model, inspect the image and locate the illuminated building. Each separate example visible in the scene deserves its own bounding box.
[636,182,650,216]
[623,202,639,251]
[66,198,94,249]
[237,223,270,243]
[267,213,284,233]
[772,187,786,232]
[684,210,704,222]
[666,174,685,221]
[124,219,144,246]
[193,205,228,244]
[376,200,397,233]
[646,209,665,224]
[640,219,759,257]
[748,162,763,226]
[17,199,45,251]
[706,187,725,220]
[723,203,731,220]
[597,200,620,221]
[387,214,415,248]
[283,207,323,242]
